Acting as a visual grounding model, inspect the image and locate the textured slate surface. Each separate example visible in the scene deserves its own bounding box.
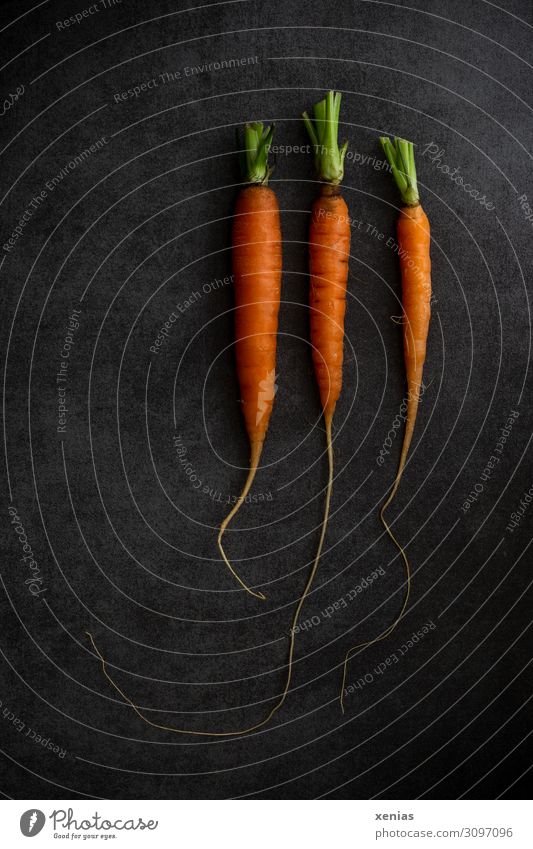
[1,0,532,800]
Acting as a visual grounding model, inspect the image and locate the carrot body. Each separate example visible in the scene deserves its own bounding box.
[309,187,351,424]
[379,140,432,512]
[233,185,282,445]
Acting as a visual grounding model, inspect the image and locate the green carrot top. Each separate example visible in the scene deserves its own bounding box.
[303,90,348,184]
[380,136,419,206]
[239,122,274,186]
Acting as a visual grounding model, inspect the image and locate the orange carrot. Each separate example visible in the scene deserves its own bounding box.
[302,91,351,599]
[217,122,282,601]
[340,136,431,711]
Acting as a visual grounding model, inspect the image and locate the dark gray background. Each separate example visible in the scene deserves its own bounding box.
[1,0,531,800]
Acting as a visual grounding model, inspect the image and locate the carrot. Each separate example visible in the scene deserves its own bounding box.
[217,122,282,601]
[86,534,336,734]
[85,124,295,737]
[340,136,431,711]
[85,108,352,737]
[302,91,351,602]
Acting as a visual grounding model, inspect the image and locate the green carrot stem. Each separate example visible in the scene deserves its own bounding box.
[380,135,419,206]
[239,122,274,185]
[302,90,348,184]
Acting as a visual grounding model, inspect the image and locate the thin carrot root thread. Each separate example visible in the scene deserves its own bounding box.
[220,122,281,601]
[86,478,332,739]
[217,441,266,601]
